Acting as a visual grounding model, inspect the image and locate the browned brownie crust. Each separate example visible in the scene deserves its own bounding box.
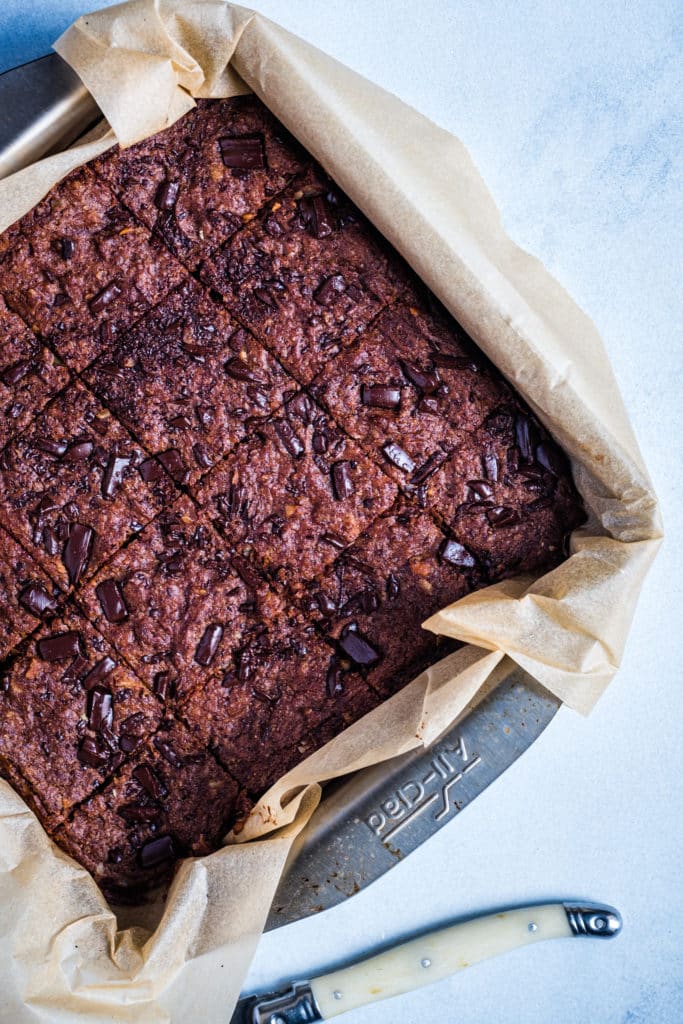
[0,525,63,660]
[0,381,178,589]
[84,277,297,485]
[0,294,70,451]
[77,496,283,699]
[0,609,161,829]
[194,391,398,585]
[93,96,308,269]
[201,167,410,383]
[0,167,187,371]
[55,716,247,900]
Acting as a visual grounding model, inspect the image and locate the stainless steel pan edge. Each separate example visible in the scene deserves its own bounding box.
[0,54,562,930]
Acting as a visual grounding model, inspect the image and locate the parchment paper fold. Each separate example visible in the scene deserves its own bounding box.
[0,2,661,1020]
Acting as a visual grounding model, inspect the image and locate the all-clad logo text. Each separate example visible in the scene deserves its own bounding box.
[363,735,481,844]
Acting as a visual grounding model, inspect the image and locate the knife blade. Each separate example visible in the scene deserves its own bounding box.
[233,901,621,1022]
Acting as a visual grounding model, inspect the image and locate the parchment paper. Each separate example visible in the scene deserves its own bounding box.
[0,1,661,1020]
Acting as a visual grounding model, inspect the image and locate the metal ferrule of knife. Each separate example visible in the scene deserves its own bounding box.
[239,902,621,1023]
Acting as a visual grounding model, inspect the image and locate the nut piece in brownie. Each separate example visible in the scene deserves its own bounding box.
[93,96,308,269]
[54,717,247,901]
[0,294,70,451]
[84,278,296,486]
[180,611,380,797]
[293,504,469,697]
[421,410,585,578]
[78,497,281,698]
[0,610,161,830]
[201,167,409,383]
[194,392,398,585]
[0,525,63,660]
[0,167,187,371]
[0,381,177,589]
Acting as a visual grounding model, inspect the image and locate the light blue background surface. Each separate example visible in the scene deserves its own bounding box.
[1,2,682,1022]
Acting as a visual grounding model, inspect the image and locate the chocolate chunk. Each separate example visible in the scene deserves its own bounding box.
[411,452,444,486]
[331,461,355,500]
[487,506,521,528]
[59,236,75,259]
[158,448,187,482]
[399,360,441,394]
[155,180,179,210]
[62,523,94,585]
[18,583,57,618]
[326,655,344,696]
[535,441,565,477]
[153,738,183,768]
[1,360,30,386]
[467,479,495,501]
[88,687,114,731]
[153,671,175,701]
[314,274,346,306]
[102,454,132,498]
[36,438,68,457]
[274,419,305,458]
[82,656,117,690]
[77,735,109,768]
[230,554,262,591]
[133,764,168,801]
[382,442,416,474]
[89,281,122,315]
[482,452,499,481]
[63,440,94,462]
[139,835,177,868]
[300,194,335,238]
[118,803,162,823]
[338,627,381,667]
[224,356,265,384]
[386,572,401,599]
[218,135,265,169]
[361,384,401,409]
[439,539,476,569]
[192,443,213,469]
[195,623,223,666]
[96,579,128,623]
[37,630,82,662]
[515,415,534,462]
[417,396,440,416]
[139,457,164,482]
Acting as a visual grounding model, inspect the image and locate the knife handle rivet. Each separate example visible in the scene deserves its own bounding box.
[421,958,432,968]
[333,990,343,1000]
[528,922,538,932]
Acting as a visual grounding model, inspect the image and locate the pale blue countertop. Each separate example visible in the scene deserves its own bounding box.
[1,2,682,1022]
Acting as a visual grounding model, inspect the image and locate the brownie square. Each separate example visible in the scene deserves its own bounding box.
[0,610,161,829]
[84,278,297,486]
[194,392,398,586]
[0,167,187,371]
[0,381,177,589]
[422,414,586,578]
[293,504,468,697]
[77,496,282,698]
[54,716,247,900]
[93,96,308,269]
[180,611,380,796]
[0,525,63,660]
[0,294,70,451]
[201,168,409,383]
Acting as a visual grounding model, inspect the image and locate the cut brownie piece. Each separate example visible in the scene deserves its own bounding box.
[293,504,468,697]
[84,278,296,486]
[180,611,380,797]
[201,167,409,383]
[54,716,247,901]
[0,610,161,829]
[0,167,187,371]
[421,412,586,578]
[0,381,177,589]
[77,496,281,698]
[194,392,398,586]
[93,96,307,269]
[0,525,63,660]
[0,294,69,451]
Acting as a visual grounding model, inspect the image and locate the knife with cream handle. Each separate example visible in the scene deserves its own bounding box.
[232,901,621,1022]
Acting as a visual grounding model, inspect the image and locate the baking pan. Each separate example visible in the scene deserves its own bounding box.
[0,53,562,931]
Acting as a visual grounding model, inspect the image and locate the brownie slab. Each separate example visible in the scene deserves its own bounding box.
[0,167,187,371]
[0,294,70,451]
[77,497,281,698]
[201,168,409,383]
[180,611,380,797]
[84,278,297,485]
[54,717,246,900]
[194,392,398,585]
[293,504,468,697]
[0,381,177,588]
[93,96,308,269]
[0,610,161,829]
[0,525,63,660]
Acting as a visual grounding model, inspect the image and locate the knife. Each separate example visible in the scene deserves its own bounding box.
[233,901,621,1022]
